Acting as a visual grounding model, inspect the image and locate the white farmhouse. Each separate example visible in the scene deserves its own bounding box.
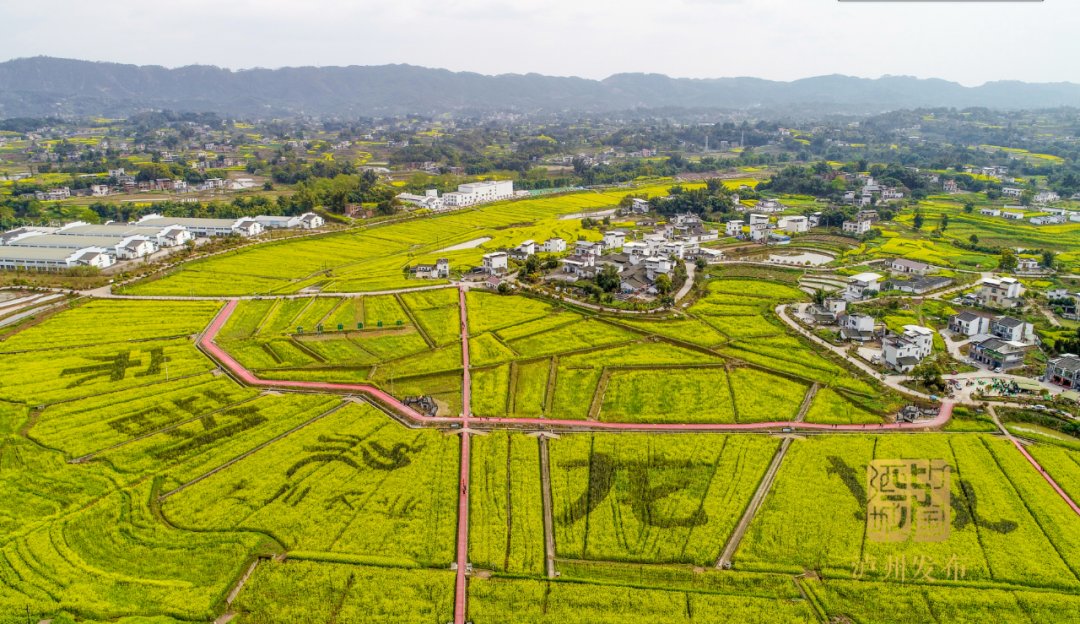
[482,251,509,274]
[845,272,883,300]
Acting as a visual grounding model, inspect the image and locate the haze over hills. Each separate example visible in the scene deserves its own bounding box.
[3,56,1080,119]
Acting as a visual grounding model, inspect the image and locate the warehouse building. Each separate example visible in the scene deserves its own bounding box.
[0,246,115,271]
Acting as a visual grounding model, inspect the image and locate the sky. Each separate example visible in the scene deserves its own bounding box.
[1,0,1077,85]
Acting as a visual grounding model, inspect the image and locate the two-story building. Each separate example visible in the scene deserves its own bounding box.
[882,325,934,373]
[845,272,883,301]
[948,311,990,337]
[977,277,1023,308]
[1045,354,1080,387]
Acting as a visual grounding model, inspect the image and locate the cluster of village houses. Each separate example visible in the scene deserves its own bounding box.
[802,261,1080,390]
[414,212,724,297]
[978,202,1079,227]
[0,212,324,271]
[31,169,259,201]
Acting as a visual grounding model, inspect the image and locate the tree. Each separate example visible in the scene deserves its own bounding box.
[812,288,826,305]
[999,249,1018,271]
[913,210,924,230]
[1042,250,1056,269]
[497,281,512,295]
[963,200,975,213]
[595,264,621,293]
[695,257,708,270]
[654,273,673,295]
[523,254,541,276]
[969,234,979,245]
[940,214,949,231]
[912,359,945,392]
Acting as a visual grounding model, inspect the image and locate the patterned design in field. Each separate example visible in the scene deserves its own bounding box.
[469,432,545,574]
[162,402,459,566]
[550,433,778,565]
[232,561,454,624]
[737,434,1080,591]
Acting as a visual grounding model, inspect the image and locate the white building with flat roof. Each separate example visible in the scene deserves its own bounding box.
[482,251,509,274]
[845,272,883,300]
[443,180,515,208]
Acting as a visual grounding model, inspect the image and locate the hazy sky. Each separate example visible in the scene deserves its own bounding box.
[2,0,1077,85]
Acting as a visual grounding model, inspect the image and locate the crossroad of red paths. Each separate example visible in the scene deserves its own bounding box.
[197,297,1080,619]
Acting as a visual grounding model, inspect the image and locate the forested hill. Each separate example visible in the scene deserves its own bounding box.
[4,56,1080,118]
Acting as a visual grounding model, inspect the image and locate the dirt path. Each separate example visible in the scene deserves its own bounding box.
[537,435,558,578]
[795,383,819,423]
[716,435,793,569]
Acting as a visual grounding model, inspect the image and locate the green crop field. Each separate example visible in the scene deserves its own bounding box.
[550,433,778,565]
[3,178,1080,623]
[736,434,1080,591]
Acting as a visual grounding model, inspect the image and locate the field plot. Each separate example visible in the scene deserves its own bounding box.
[231,560,454,624]
[1026,444,1080,503]
[0,337,215,405]
[0,299,222,351]
[163,402,459,567]
[469,432,545,574]
[468,575,817,623]
[807,577,1080,624]
[0,476,267,622]
[29,373,258,458]
[549,433,778,565]
[737,434,1080,591]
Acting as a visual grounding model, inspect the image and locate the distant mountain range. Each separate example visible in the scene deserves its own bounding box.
[3,57,1080,119]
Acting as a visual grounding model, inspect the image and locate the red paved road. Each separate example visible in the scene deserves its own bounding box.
[198,301,1080,554]
[454,286,471,624]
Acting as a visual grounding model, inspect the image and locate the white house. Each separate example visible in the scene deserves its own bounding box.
[725,220,745,237]
[882,325,934,372]
[1002,187,1024,198]
[482,251,509,274]
[298,213,325,229]
[629,198,651,214]
[977,277,1023,308]
[1034,191,1060,204]
[542,238,566,253]
[948,312,990,337]
[575,241,604,257]
[845,272,883,300]
[602,230,627,250]
[1002,210,1025,220]
[517,240,537,257]
[980,208,1001,217]
[890,258,932,275]
[839,313,877,341]
[990,316,1035,344]
[114,236,157,260]
[777,216,809,233]
[842,220,872,236]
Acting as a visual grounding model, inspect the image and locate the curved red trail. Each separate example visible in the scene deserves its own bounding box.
[197,299,1080,559]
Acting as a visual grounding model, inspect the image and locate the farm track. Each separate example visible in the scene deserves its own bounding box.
[537,435,558,579]
[715,436,793,569]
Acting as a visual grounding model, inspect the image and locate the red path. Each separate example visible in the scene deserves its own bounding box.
[454,286,472,624]
[196,298,1080,605]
